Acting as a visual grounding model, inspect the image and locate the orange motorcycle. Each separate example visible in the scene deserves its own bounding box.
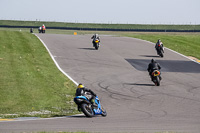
[151,70,161,86]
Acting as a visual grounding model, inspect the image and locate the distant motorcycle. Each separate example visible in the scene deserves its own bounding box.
[93,38,100,50]
[38,27,42,33]
[38,27,45,33]
[30,28,33,33]
[42,27,45,33]
[156,44,164,57]
[151,70,162,86]
[74,95,107,117]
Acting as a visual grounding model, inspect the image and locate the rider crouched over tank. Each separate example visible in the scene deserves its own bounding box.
[91,34,100,47]
[75,83,97,111]
[155,39,164,57]
[74,83,107,117]
[147,59,162,81]
[38,24,46,33]
[155,39,164,52]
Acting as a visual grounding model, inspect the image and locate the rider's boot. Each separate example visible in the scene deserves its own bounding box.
[162,47,164,53]
[77,105,81,112]
[91,99,97,108]
[151,75,154,81]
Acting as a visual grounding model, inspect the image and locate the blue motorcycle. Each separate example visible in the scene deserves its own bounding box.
[74,95,107,117]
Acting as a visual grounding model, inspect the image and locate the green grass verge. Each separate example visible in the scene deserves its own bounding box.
[1,20,200,30]
[0,30,78,118]
[120,32,200,60]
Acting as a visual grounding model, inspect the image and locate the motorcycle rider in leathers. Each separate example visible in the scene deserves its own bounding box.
[42,24,46,30]
[147,59,161,81]
[155,39,164,54]
[75,83,97,110]
[91,34,100,47]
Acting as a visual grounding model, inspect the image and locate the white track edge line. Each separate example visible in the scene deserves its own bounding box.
[127,37,200,65]
[34,34,79,85]
[0,114,84,123]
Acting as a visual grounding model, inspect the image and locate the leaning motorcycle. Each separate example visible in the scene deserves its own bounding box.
[74,95,107,117]
[93,39,100,50]
[42,27,45,33]
[38,27,42,33]
[156,44,164,57]
[151,70,161,86]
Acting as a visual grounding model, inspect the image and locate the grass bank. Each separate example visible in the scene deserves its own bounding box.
[0,30,78,118]
[1,20,200,30]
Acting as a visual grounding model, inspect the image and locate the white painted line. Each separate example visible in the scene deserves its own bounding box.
[0,117,62,123]
[164,47,200,65]
[130,37,200,65]
[34,34,79,85]
[0,114,84,123]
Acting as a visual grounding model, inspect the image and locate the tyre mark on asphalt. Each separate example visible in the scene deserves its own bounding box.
[99,80,156,121]
[152,88,200,103]
[98,81,148,101]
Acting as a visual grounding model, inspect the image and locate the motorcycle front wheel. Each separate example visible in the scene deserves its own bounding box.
[95,46,99,50]
[101,106,107,117]
[159,51,164,57]
[94,43,99,50]
[81,103,94,117]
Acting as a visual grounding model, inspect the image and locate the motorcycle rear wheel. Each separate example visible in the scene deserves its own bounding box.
[81,103,94,117]
[155,76,160,86]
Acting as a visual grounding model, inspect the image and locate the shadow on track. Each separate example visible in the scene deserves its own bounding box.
[78,48,95,50]
[68,115,86,118]
[124,83,154,86]
[68,114,102,118]
[140,55,160,58]
[126,59,200,73]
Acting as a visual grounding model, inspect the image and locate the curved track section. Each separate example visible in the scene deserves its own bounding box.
[1,34,200,133]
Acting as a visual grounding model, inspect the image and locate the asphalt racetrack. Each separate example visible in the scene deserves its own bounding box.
[1,34,200,133]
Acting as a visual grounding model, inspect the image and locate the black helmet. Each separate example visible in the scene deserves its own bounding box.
[151,59,155,63]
